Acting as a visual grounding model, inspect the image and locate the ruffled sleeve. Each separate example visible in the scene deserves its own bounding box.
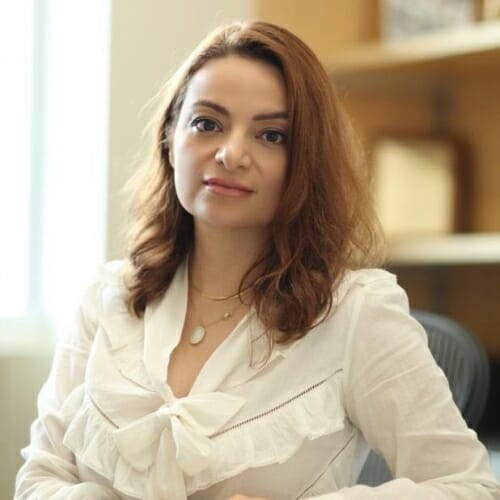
[305,272,499,499]
[14,265,123,500]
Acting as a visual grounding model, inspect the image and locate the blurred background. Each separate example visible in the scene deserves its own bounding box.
[1,0,499,497]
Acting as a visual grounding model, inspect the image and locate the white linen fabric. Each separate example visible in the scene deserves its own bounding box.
[15,260,499,499]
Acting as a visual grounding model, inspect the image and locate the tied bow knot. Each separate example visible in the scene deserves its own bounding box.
[155,404,177,428]
[112,392,246,499]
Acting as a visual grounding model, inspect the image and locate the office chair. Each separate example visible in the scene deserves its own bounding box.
[357,309,491,486]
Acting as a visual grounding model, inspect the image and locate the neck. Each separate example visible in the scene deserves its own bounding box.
[189,223,269,297]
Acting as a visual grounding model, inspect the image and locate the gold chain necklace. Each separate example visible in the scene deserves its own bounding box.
[189,299,244,346]
[190,281,253,301]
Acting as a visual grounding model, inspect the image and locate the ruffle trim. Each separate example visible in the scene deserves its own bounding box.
[188,373,345,493]
[61,385,145,498]
[61,373,345,498]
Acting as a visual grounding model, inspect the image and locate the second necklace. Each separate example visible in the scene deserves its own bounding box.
[189,300,244,346]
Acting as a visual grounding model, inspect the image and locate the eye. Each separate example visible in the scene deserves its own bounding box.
[260,129,286,145]
[191,117,221,133]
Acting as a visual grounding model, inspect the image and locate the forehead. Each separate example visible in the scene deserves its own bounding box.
[183,55,287,112]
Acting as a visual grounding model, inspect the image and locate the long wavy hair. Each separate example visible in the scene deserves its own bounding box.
[124,21,384,342]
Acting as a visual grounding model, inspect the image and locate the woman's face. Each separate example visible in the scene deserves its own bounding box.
[170,55,288,233]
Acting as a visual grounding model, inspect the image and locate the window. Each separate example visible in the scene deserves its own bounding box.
[0,0,111,348]
[0,2,35,317]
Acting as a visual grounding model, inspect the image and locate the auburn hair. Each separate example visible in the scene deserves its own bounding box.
[124,21,384,342]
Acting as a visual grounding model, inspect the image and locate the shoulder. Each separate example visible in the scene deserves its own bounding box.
[332,267,426,360]
[98,259,128,287]
[79,259,129,323]
[337,267,420,334]
[306,268,409,343]
[290,269,414,374]
[334,267,407,313]
[337,269,428,381]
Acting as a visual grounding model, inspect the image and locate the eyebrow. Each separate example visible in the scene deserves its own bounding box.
[192,99,288,121]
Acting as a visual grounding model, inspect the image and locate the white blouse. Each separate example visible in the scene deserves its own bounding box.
[15,260,499,499]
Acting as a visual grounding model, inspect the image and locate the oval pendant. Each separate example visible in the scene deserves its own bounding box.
[190,326,206,345]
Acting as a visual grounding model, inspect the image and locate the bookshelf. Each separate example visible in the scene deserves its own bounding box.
[325,20,500,79]
[325,21,500,267]
[388,233,500,266]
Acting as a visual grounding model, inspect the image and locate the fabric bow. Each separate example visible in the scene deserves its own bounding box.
[113,392,246,500]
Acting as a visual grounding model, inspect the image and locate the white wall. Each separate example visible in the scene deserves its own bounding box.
[107,0,255,259]
[2,356,52,499]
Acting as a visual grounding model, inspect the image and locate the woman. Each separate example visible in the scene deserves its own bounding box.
[16,21,499,499]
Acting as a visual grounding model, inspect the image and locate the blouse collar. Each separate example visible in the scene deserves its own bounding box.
[142,260,291,398]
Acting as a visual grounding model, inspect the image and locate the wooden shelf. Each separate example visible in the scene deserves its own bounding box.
[387,233,500,266]
[325,21,500,80]
[322,21,500,267]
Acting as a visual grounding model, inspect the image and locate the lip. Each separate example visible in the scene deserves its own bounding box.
[203,177,254,197]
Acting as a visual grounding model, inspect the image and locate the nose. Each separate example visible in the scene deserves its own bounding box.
[214,133,251,170]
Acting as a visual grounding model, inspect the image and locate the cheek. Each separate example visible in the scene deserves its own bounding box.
[171,143,209,210]
[173,132,212,173]
[173,139,201,181]
[173,163,198,203]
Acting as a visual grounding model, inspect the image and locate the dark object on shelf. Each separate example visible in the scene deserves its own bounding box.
[380,0,476,40]
[357,309,490,486]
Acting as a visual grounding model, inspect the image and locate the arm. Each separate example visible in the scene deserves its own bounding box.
[308,276,499,499]
[15,280,119,499]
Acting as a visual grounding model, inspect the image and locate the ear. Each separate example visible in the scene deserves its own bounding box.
[168,146,175,168]
[164,130,174,168]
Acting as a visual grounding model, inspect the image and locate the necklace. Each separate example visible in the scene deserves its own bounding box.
[189,300,244,346]
[190,281,253,301]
